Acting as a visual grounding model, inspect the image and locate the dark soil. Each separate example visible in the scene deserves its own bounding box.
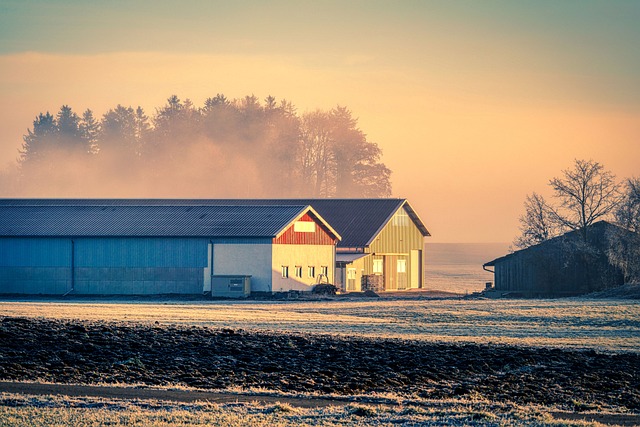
[1,316,638,412]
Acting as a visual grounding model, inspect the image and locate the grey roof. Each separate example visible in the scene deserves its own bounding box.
[336,253,370,263]
[0,198,430,246]
[483,221,622,267]
[0,204,322,238]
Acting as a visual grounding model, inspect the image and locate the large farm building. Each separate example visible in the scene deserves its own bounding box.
[0,199,430,296]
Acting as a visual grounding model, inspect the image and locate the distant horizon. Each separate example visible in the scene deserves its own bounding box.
[425,241,509,245]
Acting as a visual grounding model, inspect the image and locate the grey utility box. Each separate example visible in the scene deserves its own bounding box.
[211,275,251,297]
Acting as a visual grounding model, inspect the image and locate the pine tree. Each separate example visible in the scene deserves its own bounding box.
[134,106,151,155]
[20,112,57,166]
[79,109,100,154]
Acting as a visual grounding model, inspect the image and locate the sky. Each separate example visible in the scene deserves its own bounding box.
[0,0,638,243]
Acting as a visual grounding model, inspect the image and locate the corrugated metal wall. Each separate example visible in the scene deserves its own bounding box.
[0,238,71,266]
[0,237,209,295]
[492,238,624,296]
[74,238,206,267]
[74,237,207,295]
[366,206,425,290]
[0,238,72,294]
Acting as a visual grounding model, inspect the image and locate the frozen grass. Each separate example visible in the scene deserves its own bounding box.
[0,392,604,426]
[0,298,638,352]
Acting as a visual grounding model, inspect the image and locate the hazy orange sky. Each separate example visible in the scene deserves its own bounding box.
[1,1,638,243]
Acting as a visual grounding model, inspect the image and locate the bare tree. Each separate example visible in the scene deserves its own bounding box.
[548,159,621,242]
[513,192,562,249]
[614,177,640,233]
[299,110,334,197]
[608,177,640,283]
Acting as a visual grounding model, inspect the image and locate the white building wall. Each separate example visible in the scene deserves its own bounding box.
[348,257,366,292]
[212,243,272,292]
[272,244,334,292]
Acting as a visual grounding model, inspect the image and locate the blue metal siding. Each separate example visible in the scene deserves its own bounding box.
[74,238,207,268]
[0,267,70,294]
[73,268,203,294]
[0,237,209,294]
[0,238,71,267]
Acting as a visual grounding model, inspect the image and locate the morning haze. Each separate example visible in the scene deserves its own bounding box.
[1,1,639,242]
[10,97,391,199]
[1,3,640,425]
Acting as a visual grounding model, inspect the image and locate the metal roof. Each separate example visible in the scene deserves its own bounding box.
[336,253,370,263]
[0,198,429,246]
[0,204,335,238]
[483,220,620,267]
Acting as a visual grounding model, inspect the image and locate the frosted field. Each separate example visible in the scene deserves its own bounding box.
[2,298,639,426]
[1,298,638,352]
[0,393,601,427]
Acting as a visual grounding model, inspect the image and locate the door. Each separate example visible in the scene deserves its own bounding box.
[410,250,422,288]
[397,258,407,290]
[347,268,357,291]
[384,255,397,290]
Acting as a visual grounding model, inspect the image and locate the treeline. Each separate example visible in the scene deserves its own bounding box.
[12,95,392,198]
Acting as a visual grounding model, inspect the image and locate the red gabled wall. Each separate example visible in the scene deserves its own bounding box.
[273,212,337,245]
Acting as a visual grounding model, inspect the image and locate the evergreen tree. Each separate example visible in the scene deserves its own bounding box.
[79,109,100,154]
[201,93,239,144]
[203,93,229,112]
[264,95,277,111]
[56,105,90,155]
[153,95,201,148]
[134,106,151,154]
[20,112,57,166]
[100,105,137,155]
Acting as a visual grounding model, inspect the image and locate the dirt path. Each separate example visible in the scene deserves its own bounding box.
[0,380,343,408]
[2,381,639,426]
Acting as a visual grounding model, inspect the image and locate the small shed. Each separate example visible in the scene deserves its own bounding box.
[0,202,340,296]
[483,221,625,297]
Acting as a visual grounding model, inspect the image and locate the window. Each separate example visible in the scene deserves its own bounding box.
[392,210,409,226]
[294,221,316,233]
[397,259,406,273]
[320,266,328,277]
[308,266,315,278]
[295,266,303,278]
[373,259,383,274]
[281,266,289,278]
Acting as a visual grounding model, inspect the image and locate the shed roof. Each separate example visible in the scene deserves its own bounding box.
[336,253,370,263]
[483,221,623,267]
[0,204,340,239]
[0,198,429,248]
